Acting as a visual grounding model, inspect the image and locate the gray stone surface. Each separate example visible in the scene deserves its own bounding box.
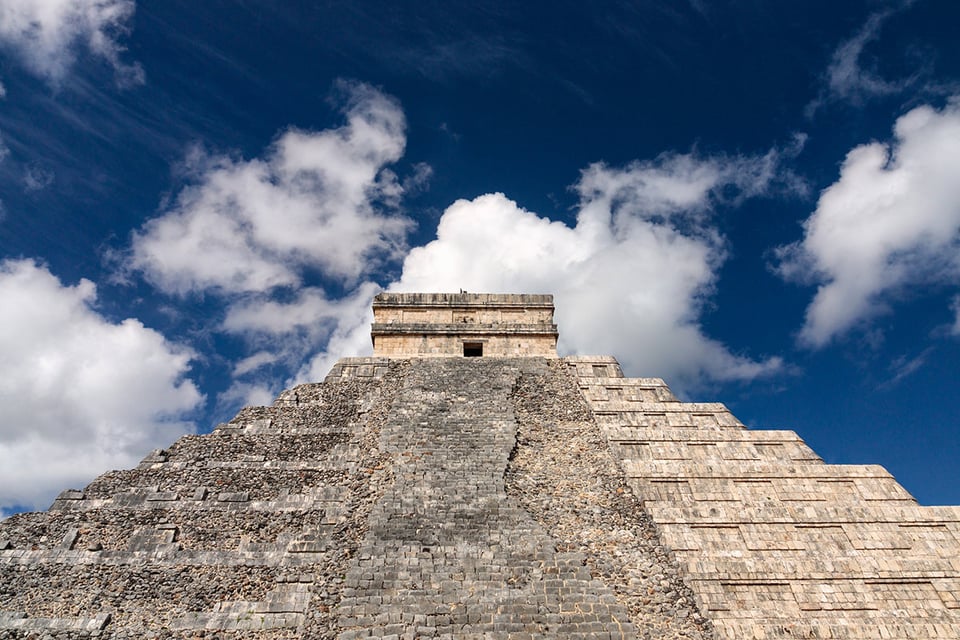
[0,357,710,638]
[337,358,644,638]
[0,365,409,638]
[507,360,713,640]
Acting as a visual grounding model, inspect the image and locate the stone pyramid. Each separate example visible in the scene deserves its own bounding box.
[1,293,959,639]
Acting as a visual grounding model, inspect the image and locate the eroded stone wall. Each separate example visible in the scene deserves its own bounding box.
[0,362,409,639]
[0,357,713,639]
[506,360,715,639]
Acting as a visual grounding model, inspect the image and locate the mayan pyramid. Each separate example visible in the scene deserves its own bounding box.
[2,292,959,639]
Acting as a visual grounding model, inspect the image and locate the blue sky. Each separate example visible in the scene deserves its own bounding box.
[1,0,959,515]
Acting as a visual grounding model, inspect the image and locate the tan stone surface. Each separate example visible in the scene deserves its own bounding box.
[371,292,559,357]
[570,356,960,639]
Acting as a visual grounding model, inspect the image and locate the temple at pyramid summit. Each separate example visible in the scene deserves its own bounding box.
[2,292,960,639]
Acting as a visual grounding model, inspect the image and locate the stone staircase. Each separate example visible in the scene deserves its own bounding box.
[0,362,407,638]
[337,358,637,638]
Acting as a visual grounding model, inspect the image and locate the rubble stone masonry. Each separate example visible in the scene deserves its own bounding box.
[0,358,712,639]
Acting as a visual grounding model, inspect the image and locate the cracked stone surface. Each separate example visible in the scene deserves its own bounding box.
[0,357,715,639]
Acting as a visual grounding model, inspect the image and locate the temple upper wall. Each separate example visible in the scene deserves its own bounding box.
[371,293,559,357]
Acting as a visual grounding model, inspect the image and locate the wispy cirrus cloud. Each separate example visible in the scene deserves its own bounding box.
[879,347,934,390]
[0,0,144,87]
[822,5,913,105]
[22,164,55,192]
[804,1,959,115]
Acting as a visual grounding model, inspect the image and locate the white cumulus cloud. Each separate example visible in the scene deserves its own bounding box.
[265,145,799,392]
[776,98,960,348]
[284,150,796,392]
[0,259,201,516]
[129,87,794,405]
[128,82,412,296]
[389,190,781,389]
[0,0,143,87]
[291,292,378,385]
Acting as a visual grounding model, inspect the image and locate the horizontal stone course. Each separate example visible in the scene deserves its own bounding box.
[571,354,960,639]
[0,362,409,637]
[371,293,559,357]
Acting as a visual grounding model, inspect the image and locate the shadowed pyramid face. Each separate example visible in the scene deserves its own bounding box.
[371,293,559,358]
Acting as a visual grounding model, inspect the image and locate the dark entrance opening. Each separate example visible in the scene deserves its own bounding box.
[463,342,483,357]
